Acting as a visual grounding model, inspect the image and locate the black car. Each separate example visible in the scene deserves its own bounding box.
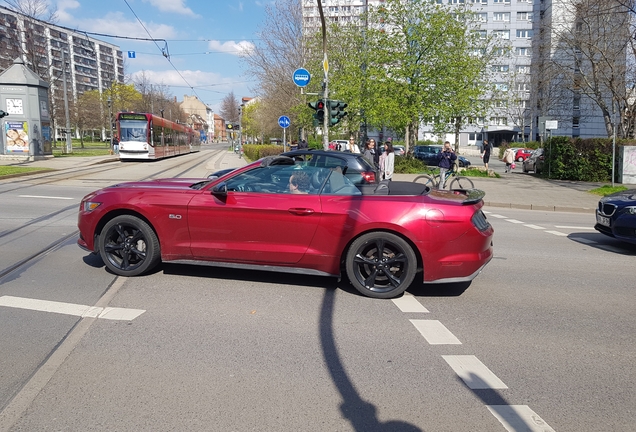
[281,149,378,184]
[412,145,471,168]
[594,189,636,245]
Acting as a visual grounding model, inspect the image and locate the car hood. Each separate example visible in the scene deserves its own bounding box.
[600,189,636,204]
[108,178,209,190]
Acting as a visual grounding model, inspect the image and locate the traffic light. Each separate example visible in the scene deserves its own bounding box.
[327,100,348,126]
[308,99,325,124]
[0,110,8,118]
[226,123,234,130]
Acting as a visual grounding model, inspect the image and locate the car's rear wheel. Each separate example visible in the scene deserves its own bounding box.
[346,232,417,299]
[99,215,161,276]
[517,156,523,162]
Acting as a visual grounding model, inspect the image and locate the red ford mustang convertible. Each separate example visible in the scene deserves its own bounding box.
[78,156,493,298]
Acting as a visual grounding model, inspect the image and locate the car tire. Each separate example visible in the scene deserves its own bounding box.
[346,232,417,299]
[517,157,524,162]
[99,215,161,276]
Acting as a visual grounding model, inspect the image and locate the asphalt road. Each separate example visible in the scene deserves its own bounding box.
[0,145,634,431]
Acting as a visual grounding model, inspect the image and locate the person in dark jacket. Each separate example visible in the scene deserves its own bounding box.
[437,141,457,189]
[298,139,308,149]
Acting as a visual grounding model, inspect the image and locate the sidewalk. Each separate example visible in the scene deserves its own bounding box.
[1,151,602,214]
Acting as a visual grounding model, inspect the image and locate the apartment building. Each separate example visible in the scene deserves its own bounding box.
[302,0,620,145]
[0,6,124,101]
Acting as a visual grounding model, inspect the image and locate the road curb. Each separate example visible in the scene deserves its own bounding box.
[484,201,595,214]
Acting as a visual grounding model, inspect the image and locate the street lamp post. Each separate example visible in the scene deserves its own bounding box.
[107,96,113,153]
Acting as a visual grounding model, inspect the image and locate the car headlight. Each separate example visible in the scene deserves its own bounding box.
[83,201,101,212]
[624,206,636,215]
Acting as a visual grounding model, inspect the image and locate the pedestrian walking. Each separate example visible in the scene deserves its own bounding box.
[298,139,308,149]
[481,139,492,170]
[363,138,376,167]
[348,137,360,154]
[111,135,119,155]
[383,142,395,181]
[437,141,457,189]
[503,147,515,173]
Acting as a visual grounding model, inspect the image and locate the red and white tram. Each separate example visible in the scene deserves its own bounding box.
[116,112,201,160]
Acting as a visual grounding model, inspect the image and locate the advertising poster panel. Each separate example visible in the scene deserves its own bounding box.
[5,121,29,154]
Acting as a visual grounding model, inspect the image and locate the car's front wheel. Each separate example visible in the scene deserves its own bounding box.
[99,215,161,276]
[346,232,417,299]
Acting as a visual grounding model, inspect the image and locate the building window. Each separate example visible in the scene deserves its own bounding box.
[450,0,465,3]
[516,65,529,73]
[573,96,581,110]
[494,83,509,91]
[476,30,487,39]
[573,117,580,128]
[516,29,533,38]
[495,99,507,108]
[493,12,510,22]
[475,12,487,22]
[515,47,532,56]
[516,82,529,91]
[491,117,508,125]
[493,30,510,40]
[517,12,531,21]
[492,64,509,73]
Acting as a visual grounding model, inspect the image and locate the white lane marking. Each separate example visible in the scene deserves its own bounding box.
[545,230,568,237]
[487,405,556,432]
[410,320,461,345]
[555,225,596,230]
[572,237,596,244]
[489,214,508,219]
[505,219,525,224]
[442,355,508,389]
[392,294,429,313]
[524,224,545,230]
[483,211,491,214]
[0,296,145,321]
[19,195,74,200]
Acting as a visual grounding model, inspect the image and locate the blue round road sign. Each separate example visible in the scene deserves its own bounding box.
[278,116,291,129]
[292,68,311,87]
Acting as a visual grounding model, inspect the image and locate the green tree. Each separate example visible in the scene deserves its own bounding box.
[309,0,493,150]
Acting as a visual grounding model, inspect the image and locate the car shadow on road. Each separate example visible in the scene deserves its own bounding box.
[407,281,471,297]
[567,232,636,255]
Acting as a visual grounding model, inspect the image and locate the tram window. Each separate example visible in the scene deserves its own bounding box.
[120,120,148,142]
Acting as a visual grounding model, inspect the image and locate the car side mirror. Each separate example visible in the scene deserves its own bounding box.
[211,182,228,197]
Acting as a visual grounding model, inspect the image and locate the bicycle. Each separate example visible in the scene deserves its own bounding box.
[413,166,474,190]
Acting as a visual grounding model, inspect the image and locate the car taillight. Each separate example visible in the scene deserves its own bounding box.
[362,171,376,183]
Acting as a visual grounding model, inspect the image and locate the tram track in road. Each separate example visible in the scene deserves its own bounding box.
[0,231,79,283]
[0,148,222,197]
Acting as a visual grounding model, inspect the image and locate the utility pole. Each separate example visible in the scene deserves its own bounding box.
[317,0,329,150]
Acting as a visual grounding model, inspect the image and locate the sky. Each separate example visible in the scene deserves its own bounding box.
[53,0,267,112]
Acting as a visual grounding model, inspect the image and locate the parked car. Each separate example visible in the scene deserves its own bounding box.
[522,148,544,173]
[282,149,377,185]
[77,155,494,299]
[515,148,533,162]
[412,145,471,167]
[329,140,349,151]
[594,189,636,245]
[207,168,236,180]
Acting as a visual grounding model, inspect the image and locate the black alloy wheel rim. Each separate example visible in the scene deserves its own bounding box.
[103,223,148,271]
[352,238,409,293]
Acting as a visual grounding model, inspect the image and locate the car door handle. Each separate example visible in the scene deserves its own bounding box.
[288,208,315,216]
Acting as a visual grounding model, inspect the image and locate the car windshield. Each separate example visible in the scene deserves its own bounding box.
[223,164,361,195]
